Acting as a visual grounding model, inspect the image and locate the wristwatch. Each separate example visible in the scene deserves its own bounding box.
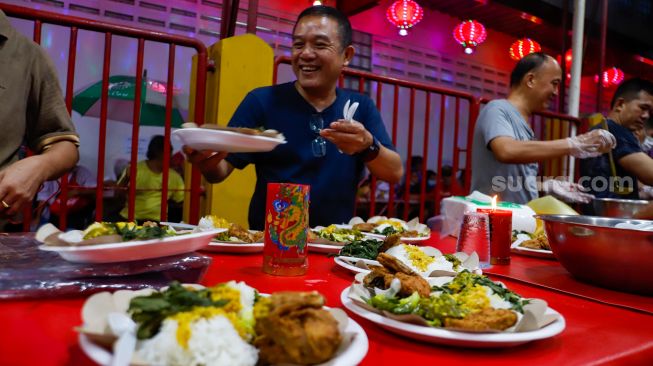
[357,136,381,162]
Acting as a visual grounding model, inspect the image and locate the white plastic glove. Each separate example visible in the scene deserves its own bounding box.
[567,129,616,158]
[641,136,653,152]
[639,184,653,200]
[541,179,594,204]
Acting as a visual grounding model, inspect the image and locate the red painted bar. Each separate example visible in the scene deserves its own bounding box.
[434,94,446,215]
[95,33,111,222]
[369,82,383,217]
[388,84,399,217]
[451,97,461,190]
[128,38,145,221]
[160,44,176,222]
[403,88,416,221]
[464,99,480,192]
[418,92,431,221]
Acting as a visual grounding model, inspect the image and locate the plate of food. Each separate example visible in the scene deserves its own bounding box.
[173,123,286,153]
[348,216,431,242]
[334,245,481,281]
[308,225,371,254]
[78,282,368,366]
[341,260,565,348]
[192,216,265,253]
[511,231,555,259]
[36,222,224,264]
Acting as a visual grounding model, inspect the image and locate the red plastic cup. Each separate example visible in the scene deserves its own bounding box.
[456,211,491,268]
[263,183,310,276]
[477,208,512,265]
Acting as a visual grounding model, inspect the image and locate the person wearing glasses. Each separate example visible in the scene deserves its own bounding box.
[185,6,402,229]
[0,10,79,231]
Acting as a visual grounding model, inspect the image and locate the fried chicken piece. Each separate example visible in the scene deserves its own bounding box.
[268,291,325,314]
[227,223,253,243]
[254,292,341,365]
[379,234,403,252]
[395,272,431,297]
[363,264,430,297]
[377,253,417,275]
[520,233,550,250]
[352,222,376,232]
[444,308,517,331]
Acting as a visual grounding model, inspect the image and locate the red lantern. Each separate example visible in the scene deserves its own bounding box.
[598,67,625,87]
[386,0,424,36]
[453,20,487,54]
[565,49,573,69]
[509,38,541,60]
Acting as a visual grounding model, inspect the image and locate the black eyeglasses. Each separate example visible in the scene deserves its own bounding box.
[309,113,326,157]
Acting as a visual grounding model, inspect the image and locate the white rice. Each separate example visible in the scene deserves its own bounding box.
[136,316,258,366]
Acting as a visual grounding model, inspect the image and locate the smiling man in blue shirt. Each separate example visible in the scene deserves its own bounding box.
[185,6,403,229]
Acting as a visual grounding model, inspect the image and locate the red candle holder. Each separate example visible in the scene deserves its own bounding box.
[477,208,512,265]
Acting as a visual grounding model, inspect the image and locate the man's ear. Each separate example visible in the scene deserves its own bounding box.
[613,97,626,112]
[343,45,355,66]
[525,73,536,88]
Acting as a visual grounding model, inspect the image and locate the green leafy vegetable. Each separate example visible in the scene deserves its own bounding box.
[128,282,229,339]
[443,254,462,271]
[336,239,384,260]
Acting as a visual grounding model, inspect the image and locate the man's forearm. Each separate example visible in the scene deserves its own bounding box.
[39,141,79,181]
[366,146,404,184]
[491,137,571,163]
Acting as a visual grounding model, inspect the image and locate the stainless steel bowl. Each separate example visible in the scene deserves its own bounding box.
[592,198,651,218]
[536,214,653,295]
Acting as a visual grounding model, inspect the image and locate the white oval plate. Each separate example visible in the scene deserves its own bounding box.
[308,242,344,254]
[510,237,555,259]
[173,128,285,153]
[79,308,369,366]
[38,229,225,263]
[202,241,264,253]
[333,256,375,274]
[340,287,565,348]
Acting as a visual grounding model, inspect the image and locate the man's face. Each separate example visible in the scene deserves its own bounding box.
[615,91,653,131]
[528,58,562,111]
[291,16,352,95]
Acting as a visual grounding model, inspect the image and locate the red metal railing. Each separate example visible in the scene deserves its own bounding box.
[275,57,580,223]
[1,4,207,230]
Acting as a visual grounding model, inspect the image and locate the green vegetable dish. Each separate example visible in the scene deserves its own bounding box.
[366,271,529,327]
[313,224,365,243]
[337,239,385,260]
[83,222,176,241]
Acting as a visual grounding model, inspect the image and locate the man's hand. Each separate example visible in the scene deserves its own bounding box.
[0,156,48,217]
[567,129,616,158]
[319,119,372,155]
[541,179,594,204]
[182,146,230,183]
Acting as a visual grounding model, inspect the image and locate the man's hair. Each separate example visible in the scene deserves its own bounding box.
[294,5,352,50]
[146,135,165,160]
[509,52,550,88]
[610,78,653,109]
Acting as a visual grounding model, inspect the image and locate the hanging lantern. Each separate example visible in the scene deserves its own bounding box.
[386,0,424,36]
[597,67,625,87]
[509,38,541,60]
[565,49,573,69]
[453,20,487,54]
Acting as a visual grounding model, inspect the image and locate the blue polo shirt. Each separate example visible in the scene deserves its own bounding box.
[226,82,395,229]
[579,119,641,199]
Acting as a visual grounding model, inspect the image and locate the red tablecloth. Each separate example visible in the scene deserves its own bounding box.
[1,236,652,365]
